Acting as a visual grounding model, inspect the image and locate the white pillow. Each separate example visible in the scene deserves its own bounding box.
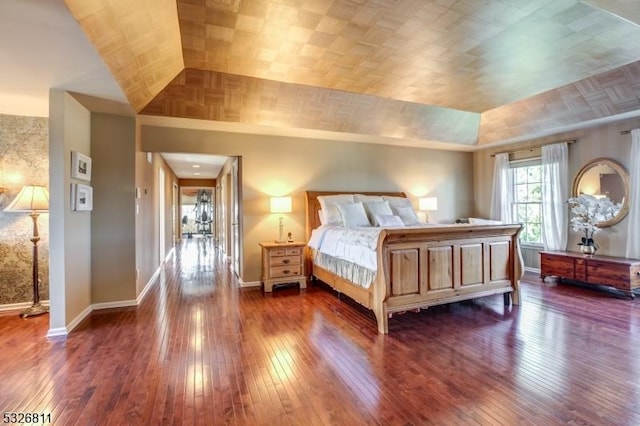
[382,195,413,209]
[375,214,404,227]
[393,205,420,225]
[318,209,326,225]
[354,194,383,203]
[364,201,393,225]
[337,202,371,227]
[468,217,502,225]
[318,194,354,225]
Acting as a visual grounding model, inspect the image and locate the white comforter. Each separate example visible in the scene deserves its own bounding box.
[307,225,383,271]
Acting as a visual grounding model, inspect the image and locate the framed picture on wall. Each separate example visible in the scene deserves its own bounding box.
[72,183,93,211]
[71,151,92,181]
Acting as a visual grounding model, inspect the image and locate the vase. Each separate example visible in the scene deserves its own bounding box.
[580,244,597,256]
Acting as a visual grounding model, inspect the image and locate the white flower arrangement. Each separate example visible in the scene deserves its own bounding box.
[567,194,621,247]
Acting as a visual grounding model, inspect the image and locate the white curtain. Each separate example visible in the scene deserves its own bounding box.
[490,153,513,222]
[541,142,569,251]
[626,129,640,259]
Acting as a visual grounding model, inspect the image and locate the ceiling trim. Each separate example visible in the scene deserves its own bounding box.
[138,114,478,152]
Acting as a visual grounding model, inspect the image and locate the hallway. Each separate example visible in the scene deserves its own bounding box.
[2,239,640,424]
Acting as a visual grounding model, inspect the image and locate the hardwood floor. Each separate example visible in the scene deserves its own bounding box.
[2,237,640,425]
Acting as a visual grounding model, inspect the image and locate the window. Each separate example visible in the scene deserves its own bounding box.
[511,162,542,244]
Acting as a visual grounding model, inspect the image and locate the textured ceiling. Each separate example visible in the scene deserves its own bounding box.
[65,0,640,148]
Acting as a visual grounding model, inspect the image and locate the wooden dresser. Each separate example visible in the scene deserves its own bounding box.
[259,242,307,292]
[540,251,640,297]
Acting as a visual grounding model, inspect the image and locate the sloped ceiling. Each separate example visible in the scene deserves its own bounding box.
[65,0,183,110]
[65,0,640,148]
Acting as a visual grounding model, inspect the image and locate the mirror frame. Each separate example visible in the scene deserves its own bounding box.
[572,157,629,228]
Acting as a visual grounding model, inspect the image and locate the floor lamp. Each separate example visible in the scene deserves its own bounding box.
[4,185,50,318]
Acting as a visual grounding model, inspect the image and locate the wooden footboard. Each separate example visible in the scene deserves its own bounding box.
[371,224,523,333]
[305,191,524,334]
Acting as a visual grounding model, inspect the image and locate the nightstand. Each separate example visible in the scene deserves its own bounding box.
[259,241,307,292]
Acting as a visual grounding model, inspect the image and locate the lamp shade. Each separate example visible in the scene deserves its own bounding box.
[270,196,292,214]
[4,185,49,212]
[419,197,438,211]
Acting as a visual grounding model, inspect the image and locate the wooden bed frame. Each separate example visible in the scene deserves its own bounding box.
[305,191,524,334]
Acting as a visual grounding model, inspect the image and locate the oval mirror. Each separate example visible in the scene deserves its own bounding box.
[572,158,629,227]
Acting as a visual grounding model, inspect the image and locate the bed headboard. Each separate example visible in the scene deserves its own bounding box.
[304,190,406,241]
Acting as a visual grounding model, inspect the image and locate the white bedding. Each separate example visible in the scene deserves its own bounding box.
[308,223,436,288]
[308,223,434,268]
[308,225,382,271]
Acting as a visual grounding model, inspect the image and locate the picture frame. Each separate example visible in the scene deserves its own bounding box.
[71,151,92,181]
[72,183,93,211]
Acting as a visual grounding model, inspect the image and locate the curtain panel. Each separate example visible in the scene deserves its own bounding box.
[541,142,569,251]
[490,153,513,223]
[626,130,640,259]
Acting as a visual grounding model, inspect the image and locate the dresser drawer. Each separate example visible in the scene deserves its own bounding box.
[269,255,300,267]
[541,253,575,278]
[587,262,631,288]
[574,258,587,281]
[270,265,302,278]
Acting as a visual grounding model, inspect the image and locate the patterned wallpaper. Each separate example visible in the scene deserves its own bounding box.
[0,114,49,305]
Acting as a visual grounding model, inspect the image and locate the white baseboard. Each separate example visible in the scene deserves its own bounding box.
[137,266,161,304]
[0,300,50,312]
[164,247,175,262]
[239,280,260,288]
[62,305,93,335]
[524,266,541,274]
[46,327,68,338]
[44,264,163,338]
[92,300,138,310]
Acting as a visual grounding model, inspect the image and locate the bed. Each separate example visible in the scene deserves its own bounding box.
[305,191,524,334]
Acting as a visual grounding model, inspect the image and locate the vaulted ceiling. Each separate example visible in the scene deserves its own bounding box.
[64,0,640,148]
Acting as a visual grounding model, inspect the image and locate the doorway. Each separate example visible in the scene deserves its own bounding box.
[180,187,215,239]
[216,157,242,277]
[231,158,241,276]
[159,168,165,264]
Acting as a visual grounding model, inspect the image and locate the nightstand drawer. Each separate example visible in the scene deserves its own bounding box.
[270,247,302,257]
[285,247,302,256]
[270,255,300,267]
[270,265,301,278]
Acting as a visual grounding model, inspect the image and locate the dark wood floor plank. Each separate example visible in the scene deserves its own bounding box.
[3,238,640,424]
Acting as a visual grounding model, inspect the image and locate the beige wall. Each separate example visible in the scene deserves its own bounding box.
[141,127,474,282]
[157,155,179,264]
[47,96,177,332]
[49,91,92,331]
[135,121,156,295]
[135,133,179,295]
[91,113,137,303]
[474,117,640,269]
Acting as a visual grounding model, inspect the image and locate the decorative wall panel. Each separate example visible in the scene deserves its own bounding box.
[0,114,49,305]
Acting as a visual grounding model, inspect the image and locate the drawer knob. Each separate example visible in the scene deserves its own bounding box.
[282,259,290,264]
[283,270,290,274]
